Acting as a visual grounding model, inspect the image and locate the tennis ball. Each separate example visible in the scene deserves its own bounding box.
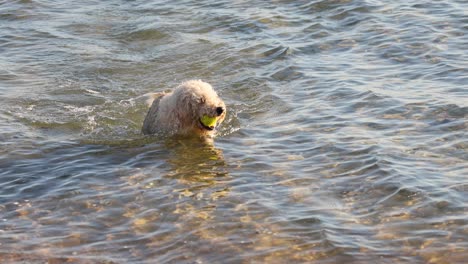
[200,115,217,127]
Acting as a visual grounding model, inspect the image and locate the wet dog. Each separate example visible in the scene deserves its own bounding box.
[142,80,226,137]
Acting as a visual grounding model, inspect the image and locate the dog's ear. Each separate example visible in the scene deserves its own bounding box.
[199,96,206,104]
[175,91,199,126]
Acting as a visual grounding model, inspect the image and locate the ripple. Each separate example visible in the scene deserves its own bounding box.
[260,45,291,59]
[270,66,305,81]
[124,28,170,42]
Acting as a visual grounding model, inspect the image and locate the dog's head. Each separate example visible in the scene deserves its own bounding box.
[174,80,226,136]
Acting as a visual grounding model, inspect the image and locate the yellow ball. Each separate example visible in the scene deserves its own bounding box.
[200,115,217,127]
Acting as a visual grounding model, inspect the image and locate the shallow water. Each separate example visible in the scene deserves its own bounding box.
[0,0,467,263]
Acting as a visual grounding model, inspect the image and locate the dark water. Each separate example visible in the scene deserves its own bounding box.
[1,0,467,263]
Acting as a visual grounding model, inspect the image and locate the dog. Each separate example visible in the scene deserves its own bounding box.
[142,80,226,137]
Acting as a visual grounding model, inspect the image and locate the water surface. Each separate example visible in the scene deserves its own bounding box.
[0,0,467,263]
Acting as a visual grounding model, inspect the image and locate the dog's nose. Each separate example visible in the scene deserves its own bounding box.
[216,107,224,116]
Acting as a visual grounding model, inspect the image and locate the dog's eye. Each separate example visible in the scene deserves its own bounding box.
[199,97,206,104]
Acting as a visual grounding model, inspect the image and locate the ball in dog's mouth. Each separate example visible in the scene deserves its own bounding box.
[200,115,217,131]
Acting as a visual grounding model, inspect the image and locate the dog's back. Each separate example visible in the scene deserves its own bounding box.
[142,93,165,135]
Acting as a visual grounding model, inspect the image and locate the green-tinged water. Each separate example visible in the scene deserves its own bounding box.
[0,0,467,263]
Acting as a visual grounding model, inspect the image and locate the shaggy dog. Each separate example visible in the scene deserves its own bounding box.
[142,80,226,137]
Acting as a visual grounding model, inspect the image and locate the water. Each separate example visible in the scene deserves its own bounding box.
[0,0,467,263]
